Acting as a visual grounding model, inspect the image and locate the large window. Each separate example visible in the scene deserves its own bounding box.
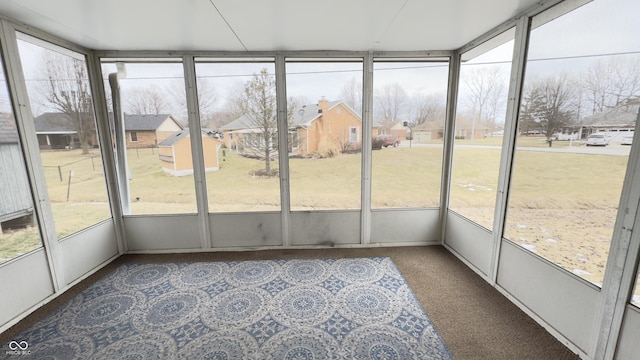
[195,59,281,212]
[371,60,449,209]
[505,0,639,286]
[101,60,195,215]
[0,52,42,264]
[286,59,363,210]
[450,31,514,228]
[17,34,111,239]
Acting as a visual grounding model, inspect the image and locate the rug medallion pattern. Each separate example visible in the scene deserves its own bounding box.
[3,257,452,359]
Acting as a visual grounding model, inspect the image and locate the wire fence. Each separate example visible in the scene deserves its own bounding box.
[43,155,101,182]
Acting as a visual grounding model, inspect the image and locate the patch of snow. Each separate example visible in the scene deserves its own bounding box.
[521,244,536,252]
[632,295,640,305]
[517,224,527,229]
[572,269,592,276]
[545,238,557,243]
[460,183,493,191]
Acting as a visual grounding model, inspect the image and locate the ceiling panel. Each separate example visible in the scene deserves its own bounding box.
[0,0,543,52]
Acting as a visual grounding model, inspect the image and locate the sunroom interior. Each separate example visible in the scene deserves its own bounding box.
[0,0,639,359]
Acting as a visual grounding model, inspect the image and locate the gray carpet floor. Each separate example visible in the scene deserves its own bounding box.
[1,246,581,359]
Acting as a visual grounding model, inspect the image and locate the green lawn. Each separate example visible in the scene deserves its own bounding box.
[0,140,632,288]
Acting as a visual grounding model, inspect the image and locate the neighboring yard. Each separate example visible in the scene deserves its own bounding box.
[0,139,632,290]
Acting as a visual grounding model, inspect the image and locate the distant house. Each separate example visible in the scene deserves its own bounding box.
[412,120,445,142]
[374,120,407,140]
[158,129,223,177]
[33,112,96,150]
[561,103,639,140]
[221,99,364,157]
[33,113,183,149]
[124,114,183,148]
[0,113,34,233]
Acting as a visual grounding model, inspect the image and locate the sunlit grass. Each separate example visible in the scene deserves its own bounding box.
[3,141,633,287]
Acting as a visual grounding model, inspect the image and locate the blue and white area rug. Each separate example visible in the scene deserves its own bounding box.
[4,257,453,359]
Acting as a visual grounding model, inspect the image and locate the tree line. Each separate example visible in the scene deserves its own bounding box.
[33,53,640,157]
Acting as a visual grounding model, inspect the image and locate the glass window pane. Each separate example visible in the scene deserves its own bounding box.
[101,61,195,215]
[372,61,449,209]
[17,34,111,239]
[0,53,42,264]
[195,60,281,212]
[450,31,514,228]
[505,0,639,286]
[286,60,363,210]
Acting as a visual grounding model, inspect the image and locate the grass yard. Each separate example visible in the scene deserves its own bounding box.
[0,140,634,289]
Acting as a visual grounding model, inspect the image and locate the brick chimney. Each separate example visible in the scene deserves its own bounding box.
[318,97,330,136]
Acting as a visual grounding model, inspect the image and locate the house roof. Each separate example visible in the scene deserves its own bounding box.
[220,100,353,131]
[581,104,639,128]
[34,112,181,133]
[123,114,179,131]
[0,113,19,144]
[34,113,77,133]
[158,129,190,147]
[413,120,444,130]
[158,128,220,147]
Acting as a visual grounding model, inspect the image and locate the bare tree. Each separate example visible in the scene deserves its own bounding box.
[125,86,170,115]
[167,78,219,125]
[340,77,362,115]
[407,93,446,126]
[581,56,640,115]
[461,67,507,140]
[520,75,576,139]
[37,51,94,154]
[582,60,615,114]
[375,83,408,121]
[238,68,278,174]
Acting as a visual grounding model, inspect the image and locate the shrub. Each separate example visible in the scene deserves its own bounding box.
[372,137,384,150]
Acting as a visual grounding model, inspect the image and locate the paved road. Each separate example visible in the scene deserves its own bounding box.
[397,142,632,156]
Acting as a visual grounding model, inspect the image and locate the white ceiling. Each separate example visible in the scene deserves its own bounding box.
[0,0,542,52]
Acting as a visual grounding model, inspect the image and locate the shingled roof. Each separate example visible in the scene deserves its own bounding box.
[34,113,77,133]
[158,128,218,147]
[220,100,343,131]
[33,113,181,132]
[581,103,639,127]
[123,114,179,131]
[0,113,19,144]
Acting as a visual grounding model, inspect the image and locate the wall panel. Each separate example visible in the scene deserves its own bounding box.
[124,215,200,251]
[291,211,360,246]
[371,209,440,244]
[445,211,493,276]
[615,306,640,359]
[497,240,601,353]
[210,212,282,248]
[0,250,54,329]
[59,220,118,284]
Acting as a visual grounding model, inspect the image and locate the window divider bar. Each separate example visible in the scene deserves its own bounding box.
[183,56,211,249]
[595,111,640,360]
[87,52,127,253]
[489,16,531,286]
[360,52,374,245]
[440,53,460,245]
[276,55,291,247]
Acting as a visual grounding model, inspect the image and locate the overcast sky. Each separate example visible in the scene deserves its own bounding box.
[3,0,639,117]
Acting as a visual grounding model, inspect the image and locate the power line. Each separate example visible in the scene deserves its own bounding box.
[207,0,249,52]
[15,50,640,82]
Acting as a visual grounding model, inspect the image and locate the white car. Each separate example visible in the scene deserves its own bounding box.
[586,133,609,146]
[621,133,634,145]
